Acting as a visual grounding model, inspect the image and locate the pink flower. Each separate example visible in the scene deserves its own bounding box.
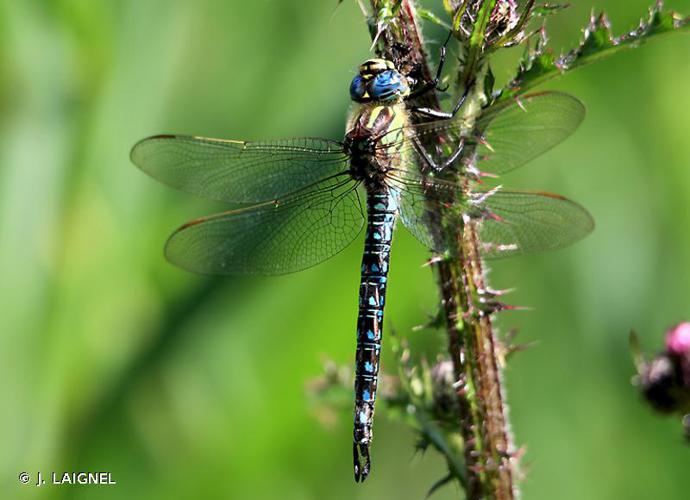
[666,322,690,357]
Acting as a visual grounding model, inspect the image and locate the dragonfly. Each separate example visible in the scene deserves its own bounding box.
[131,57,593,482]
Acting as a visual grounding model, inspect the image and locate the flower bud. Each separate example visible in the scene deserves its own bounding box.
[454,0,522,46]
[665,322,690,358]
[634,323,690,440]
[487,0,520,44]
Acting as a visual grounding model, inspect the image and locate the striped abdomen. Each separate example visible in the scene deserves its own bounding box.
[353,186,397,482]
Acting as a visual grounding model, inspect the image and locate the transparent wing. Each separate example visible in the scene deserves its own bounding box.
[476,190,594,258]
[131,134,350,203]
[165,175,365,275]
[473,92,585,175]
[387,171,458,251]
[389,174,593,258]
[378,92,584,176]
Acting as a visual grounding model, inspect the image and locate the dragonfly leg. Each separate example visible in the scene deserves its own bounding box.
[406,31,453,100]
[441,137,466,169]
[413,134,465,172]
[411,81,474,120]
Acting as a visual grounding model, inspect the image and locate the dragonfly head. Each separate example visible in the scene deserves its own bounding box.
[350,59,410,104]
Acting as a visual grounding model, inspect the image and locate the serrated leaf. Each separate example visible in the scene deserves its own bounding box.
[499,1,690,102]
[533,3,569,17]
[579,13,615,57]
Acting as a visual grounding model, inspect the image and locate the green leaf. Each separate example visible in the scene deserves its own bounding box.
[469,0,498,48]
[459,0,498,83]
[498,1,690,102]
[578,13,615,58]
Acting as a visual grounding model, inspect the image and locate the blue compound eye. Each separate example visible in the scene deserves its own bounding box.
[369,70,409,101]
[350,75,368,102]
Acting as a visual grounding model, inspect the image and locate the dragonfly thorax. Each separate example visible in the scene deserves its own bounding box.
[345,136,387,186]
[350,59,410,103]
[345,102,408,186]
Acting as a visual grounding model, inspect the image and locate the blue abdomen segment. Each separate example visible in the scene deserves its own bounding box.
[353,187,397,482]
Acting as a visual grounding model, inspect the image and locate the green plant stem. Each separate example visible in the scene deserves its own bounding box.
[366,1,517,498]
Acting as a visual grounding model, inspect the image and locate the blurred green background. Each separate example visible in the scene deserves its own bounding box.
[1,0,689,498]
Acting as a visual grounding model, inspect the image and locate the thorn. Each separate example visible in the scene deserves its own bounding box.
[477,290,527,310]
[507,445,528,462]
[479,300,531,315]
[414,436,431,454]
[423,254,445,267]
[470,185,502,206]
[508,303,532,312]
[478,286,516,298]
[597,11,612,31]
[514,96,527,112]
[475,133,495,152]
[478,170,500,179]
[370,20,386,51]
[485,210,505,222]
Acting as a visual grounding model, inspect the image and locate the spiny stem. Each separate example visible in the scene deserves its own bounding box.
[366,0,517,497]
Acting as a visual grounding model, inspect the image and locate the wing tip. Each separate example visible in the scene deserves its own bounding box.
[480,190,595,259]
[130,134,178,166]
[163,224,228,277]
[531,190,595,232]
